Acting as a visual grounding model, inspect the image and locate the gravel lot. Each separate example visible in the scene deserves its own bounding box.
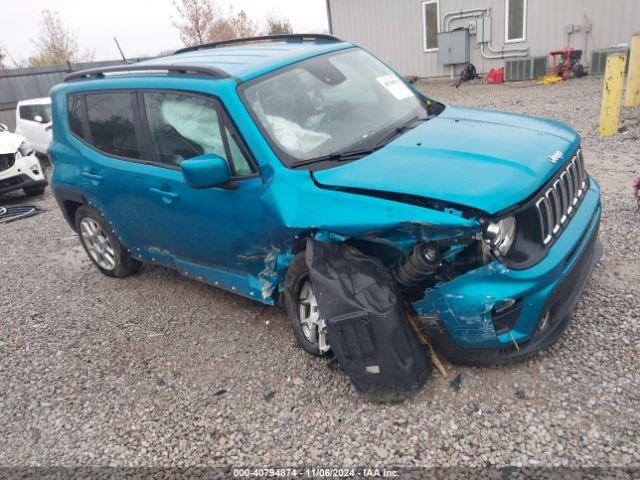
[1,75,639,471]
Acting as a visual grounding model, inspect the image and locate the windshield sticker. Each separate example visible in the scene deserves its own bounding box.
[376,75,414,101]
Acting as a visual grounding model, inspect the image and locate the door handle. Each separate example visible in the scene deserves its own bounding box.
[150,187,179,203]
[81,171,104,182]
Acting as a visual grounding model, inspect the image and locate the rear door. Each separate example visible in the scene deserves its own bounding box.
[69,91,160,252]
[70,88,269,293]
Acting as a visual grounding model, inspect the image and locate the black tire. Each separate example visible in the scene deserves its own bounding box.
[23,187,45,196]
[74,205,141,278]
[284,251,325,357]
[572,63,585,78]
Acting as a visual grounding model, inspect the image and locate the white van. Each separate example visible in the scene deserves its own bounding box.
[15,97,52,156]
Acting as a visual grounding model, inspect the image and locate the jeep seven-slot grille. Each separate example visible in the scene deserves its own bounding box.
[0,153,15,173]
[534,150,589,246]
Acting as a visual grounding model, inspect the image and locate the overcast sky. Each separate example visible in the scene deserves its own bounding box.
[0,0,329,65]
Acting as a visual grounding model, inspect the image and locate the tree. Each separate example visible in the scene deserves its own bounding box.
[265,11,293,35]
[172,0,217,46]
[157,49,176,57]
[207,8,237,43]
[173,0,259,46]
[28,10,93,67]
[227,9,259,39]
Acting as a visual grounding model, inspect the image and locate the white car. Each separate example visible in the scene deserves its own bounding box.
[0,123,48,197]
[15,97,52,156]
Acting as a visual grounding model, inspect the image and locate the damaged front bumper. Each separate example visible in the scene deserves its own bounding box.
[0,154,47,195]
[413,181,602,365]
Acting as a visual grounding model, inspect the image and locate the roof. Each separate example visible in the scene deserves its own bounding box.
[138,40,354,82]
[17,97,51,106]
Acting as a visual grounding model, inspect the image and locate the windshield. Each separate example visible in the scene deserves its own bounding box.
[240,48,431,167]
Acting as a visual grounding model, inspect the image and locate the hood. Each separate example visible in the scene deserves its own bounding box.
[312,105,580,215]
[0,131,26,155]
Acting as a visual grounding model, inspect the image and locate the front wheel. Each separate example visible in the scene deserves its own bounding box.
[284,252,331,357]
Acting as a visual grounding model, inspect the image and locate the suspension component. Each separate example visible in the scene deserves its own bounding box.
[393,242,441,288]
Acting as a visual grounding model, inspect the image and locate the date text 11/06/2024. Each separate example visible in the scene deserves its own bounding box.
[233,467,399,478]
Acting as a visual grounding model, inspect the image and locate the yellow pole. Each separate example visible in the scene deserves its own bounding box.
[599,53,626,136]
[624,32,640,106]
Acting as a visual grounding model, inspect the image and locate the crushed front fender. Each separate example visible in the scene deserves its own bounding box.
[306,239,432,401]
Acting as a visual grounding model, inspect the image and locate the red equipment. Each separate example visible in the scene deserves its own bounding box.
[549,48,586,80]
[486,67,504,84]
[634,177,640,209]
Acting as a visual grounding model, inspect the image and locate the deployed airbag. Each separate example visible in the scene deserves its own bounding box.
[266,115,331,156]
[305,239,432,401]
[160,97,225,157]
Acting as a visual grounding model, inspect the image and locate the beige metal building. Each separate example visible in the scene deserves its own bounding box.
[326,0,640,79]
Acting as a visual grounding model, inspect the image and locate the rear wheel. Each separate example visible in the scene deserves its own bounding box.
[284,252,331,356]
[75,206,140,278]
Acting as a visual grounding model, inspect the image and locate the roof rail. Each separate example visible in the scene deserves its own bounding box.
[65,64,230,82]
[174,33,342,55]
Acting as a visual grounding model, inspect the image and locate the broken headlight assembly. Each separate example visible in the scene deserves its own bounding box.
[483,216,517,258]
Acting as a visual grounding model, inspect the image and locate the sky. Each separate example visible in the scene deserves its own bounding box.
[0,0,329,66]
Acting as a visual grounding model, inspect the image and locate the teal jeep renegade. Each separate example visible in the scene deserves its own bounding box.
[50,35,602,394]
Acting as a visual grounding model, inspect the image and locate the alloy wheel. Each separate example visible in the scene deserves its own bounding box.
[297,278,330,353]
[80,218,116,271]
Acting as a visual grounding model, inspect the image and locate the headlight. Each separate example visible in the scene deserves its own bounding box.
[17,142,33,157]
[484,216,516,257]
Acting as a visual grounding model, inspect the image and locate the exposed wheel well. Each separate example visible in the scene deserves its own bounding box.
[292,240,307,255]
[63,200,84,231]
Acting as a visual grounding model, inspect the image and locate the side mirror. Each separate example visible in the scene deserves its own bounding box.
[180,153,232,189]
[34,115,44,123]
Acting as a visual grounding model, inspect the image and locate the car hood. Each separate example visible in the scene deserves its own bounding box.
[312,105,581,215]
[0,131,25,155]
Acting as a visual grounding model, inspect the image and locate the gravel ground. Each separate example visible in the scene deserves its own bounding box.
[1,75,639,471]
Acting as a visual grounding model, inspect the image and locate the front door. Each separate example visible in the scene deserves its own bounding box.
[135,90,268,279]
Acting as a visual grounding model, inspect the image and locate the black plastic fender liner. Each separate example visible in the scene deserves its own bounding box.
[305,239,432,401]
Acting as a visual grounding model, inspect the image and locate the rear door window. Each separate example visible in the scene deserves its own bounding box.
[85,92,142,159]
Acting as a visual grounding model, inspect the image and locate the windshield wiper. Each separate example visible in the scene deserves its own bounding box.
[291,148,377,168]
[374,115,428,149]
[290,115,429,168]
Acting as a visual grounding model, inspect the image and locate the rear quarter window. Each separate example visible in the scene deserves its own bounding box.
[67,95,84,138]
